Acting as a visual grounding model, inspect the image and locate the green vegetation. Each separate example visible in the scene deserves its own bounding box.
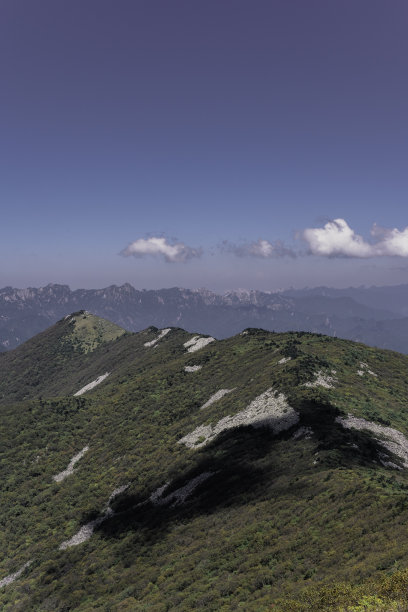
[65,310,126,353]
[0,310,125,402]
[2,319,408,609]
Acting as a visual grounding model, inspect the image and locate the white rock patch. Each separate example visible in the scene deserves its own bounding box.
[378,452,402,471]
[53,446,89,483]
[74,372,110,396]
[108,484,130,502]
[357,362,378,378]
[184,336,215,353]
[0,561,32,588]
[336,414,408,468]
[144,328,171,348]
[59,484,129,549]
[150,472,213,507]
[200,388,235,410]
[178,388,298,449]
[59,516,105,550]
[184,365,203,372]
[278,357,291,364]
[304,370,337,389]
[292,426,313,440]
[149,482,170,505]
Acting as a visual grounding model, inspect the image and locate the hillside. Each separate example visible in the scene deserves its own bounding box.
[1,283,408,354]
[0,310,126,402]
[2,316,408,610]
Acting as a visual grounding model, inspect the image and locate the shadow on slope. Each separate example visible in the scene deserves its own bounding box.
[91,400,396,544]
[295,398,393,468]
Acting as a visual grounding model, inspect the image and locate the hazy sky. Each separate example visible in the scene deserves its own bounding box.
[2,0,408,291]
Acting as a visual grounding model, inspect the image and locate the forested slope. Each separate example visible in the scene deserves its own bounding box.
[2,316,408,610]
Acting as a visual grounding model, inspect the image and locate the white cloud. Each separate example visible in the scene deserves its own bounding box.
[301,219,408,258]
[301,219,372,257]
[121,237,202,263]
[370,224,408,257]
[222,239,296,258]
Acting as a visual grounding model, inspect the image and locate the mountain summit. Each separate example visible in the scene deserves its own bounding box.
[2,317,408,609]
[0,310,125,402]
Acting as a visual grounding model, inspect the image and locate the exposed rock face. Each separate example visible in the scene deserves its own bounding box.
[184,365,202,372]
[304,370,337,389]
[200,388,235,410]
[59,485,129,549]
[0,562,32,588]
[53,447,89,482]
[74,373,110,396]
[178,388,299,448]
[357,362,378,378]
[183,335,215,352]
[336,414,408,468]
[150,473,213,507]
[144,328,171,347]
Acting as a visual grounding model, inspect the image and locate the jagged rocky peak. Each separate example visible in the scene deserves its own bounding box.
[222,288,292,309]
[0,283,71,303]
[94,283,136,298]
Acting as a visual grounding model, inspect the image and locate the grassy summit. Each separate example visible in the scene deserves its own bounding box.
[65,310,126,353]
[2,318,408,610]
[0,310,125,402]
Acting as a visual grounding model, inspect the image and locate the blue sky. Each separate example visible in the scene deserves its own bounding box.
[2,0,408,291]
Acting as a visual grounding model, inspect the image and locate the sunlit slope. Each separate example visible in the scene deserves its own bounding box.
[2,321,408,610]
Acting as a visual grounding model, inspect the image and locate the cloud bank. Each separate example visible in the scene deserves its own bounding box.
[222,239,296,258]
[121,237,202,263]
[301,219,408,258]
[120,221,408,266]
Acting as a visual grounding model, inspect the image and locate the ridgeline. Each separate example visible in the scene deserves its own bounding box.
[2,314,408,610]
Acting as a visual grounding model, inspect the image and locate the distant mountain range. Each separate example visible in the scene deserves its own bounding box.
[1,282,408,352]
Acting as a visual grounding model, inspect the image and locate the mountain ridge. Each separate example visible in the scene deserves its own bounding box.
[1,282,407,353]
[2,315,408,609]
